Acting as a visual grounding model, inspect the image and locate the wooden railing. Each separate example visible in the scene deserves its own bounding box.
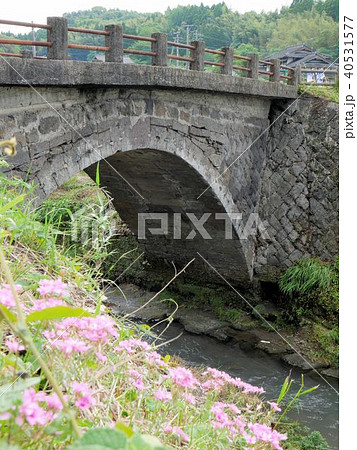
[0,17,299,85]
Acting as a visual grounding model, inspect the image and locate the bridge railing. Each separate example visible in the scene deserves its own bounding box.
[0,17,299,86]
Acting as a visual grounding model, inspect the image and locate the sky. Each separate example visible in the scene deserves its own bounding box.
[0,0,292,32]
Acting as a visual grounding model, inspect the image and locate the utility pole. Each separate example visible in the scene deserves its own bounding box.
[31,22,36,57]
[183,24,195,68]
[171,29,181,67]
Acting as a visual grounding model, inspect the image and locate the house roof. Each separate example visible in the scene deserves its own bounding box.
[266,43,333,67]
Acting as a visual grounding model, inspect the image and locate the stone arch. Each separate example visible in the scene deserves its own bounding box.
[2,86,271,283]
[84,148,251,285]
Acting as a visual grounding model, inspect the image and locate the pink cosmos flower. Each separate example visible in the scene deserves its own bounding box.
[155,389,172,402]
[37,278,69,297]
[167,366,198,389]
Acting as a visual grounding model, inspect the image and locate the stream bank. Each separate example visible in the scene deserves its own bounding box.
[105,283,338,379]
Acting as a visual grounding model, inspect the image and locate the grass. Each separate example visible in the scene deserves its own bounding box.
[298,84,339,103]
[0,164,313,449]
[278,258,338,367]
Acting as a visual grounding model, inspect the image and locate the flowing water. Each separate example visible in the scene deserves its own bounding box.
[152,321,339,449]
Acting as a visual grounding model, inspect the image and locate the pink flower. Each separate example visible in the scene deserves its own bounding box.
[75,395,95,410]
[146,351,168,367]
[116,338,150,354]
[248,423,287,450]
[155,389,172,402]
[96,352,108,362]
[56,316,118,343]
[0,412,11,420]
[164,425,189,442]
[127,369,146,391]
[53,338,91,355]
[17,388,52,426]
[5,339,25,353]
[45,393,64,411]
[71,382,96,410]
[232,377,265,394]
[72,381,91,395]
[31,297,64,311]
[0,283,22,308]
[267,401,282,412]
[37,278,69,297]
[184,393,196,405]
[167,366,198,389]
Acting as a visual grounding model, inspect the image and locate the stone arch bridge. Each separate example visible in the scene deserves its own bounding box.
[0,57,338,288]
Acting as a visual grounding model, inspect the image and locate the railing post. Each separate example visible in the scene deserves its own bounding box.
[21,49,33,59]
[291,65,301,85]
[47,17,68,60]
[270,58,280,83]
[151,33,167,66]
[220,47,233,75]
[105,24,123,62]
[248,53,259,79]
[190,40,205,71]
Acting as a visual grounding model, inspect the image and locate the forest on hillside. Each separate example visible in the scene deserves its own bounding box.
[0,0,339,63]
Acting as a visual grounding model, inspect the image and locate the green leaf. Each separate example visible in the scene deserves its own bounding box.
[0,194,25,215]
[26,306,93,323]
[0,377,41,413]
[127,434,167,450]
[0,377,41,396]
[68,428,127,449]
[299,385,319,397]
[0,305,17,322]
[115,422,134,438]
[0,441,20,449]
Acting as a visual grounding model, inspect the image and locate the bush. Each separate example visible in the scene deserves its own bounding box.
[279,258,338,324]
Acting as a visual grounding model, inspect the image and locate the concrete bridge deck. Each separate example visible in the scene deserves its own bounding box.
[0,58,298,99]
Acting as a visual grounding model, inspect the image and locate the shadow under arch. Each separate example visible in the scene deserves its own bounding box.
[85,148,251,286]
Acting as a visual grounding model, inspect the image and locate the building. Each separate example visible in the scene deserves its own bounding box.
[266,43,338,84]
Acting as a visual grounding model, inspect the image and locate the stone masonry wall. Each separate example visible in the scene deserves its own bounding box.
[255,95,339,281]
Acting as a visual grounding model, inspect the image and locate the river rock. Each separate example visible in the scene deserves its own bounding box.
[104,284,173,321]
[174,307,231,341]
[282,353,329,371]
[321,368,339,379]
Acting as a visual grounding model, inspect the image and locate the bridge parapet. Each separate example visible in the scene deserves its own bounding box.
[0,17,300,87]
